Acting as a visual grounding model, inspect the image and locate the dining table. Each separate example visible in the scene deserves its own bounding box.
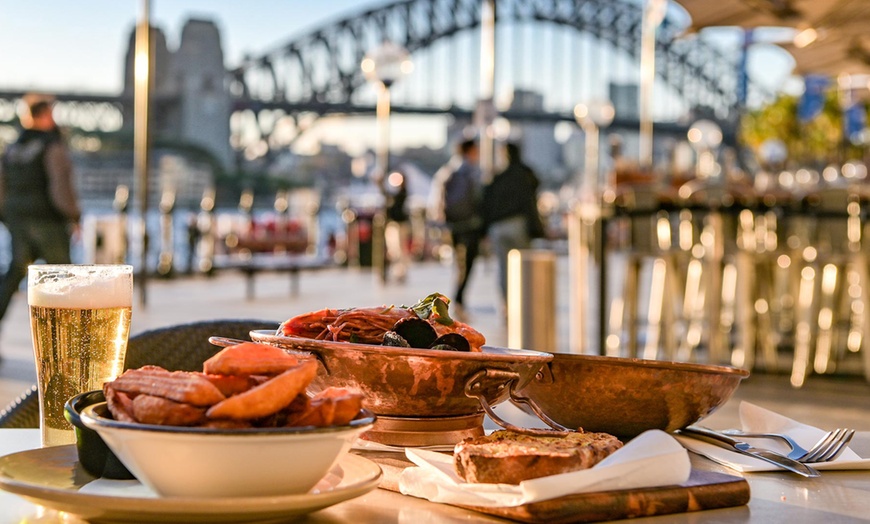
[2,427,870,523]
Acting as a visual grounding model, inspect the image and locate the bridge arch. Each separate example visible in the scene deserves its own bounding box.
[232,0,762,123]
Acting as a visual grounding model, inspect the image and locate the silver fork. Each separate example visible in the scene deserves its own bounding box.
[798,429,856,462]
[723,428,855,463]
[722,430,809,460]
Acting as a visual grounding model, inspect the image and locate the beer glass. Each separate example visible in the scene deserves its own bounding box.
[27,264,133,446]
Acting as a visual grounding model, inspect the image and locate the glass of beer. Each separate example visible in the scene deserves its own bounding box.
[27,264,133,447]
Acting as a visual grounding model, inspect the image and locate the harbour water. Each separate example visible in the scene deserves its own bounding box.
[0,206,346,277]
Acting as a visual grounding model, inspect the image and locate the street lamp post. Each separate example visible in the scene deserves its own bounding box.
[361,41,413,284]
[477,0,497,184]
[639,0,667,171]
[687,119,723,179]
[686,118,725,364]
[572,99,615,355]
[133,0,153,306]
[574,100,616,195]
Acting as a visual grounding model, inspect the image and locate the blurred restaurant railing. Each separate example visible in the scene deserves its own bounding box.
[573,166,870,387]
[0,184,443,281]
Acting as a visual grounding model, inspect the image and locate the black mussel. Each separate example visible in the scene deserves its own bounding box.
[429,333,471,352]
[392,317,438,348]
[382,331,411,347]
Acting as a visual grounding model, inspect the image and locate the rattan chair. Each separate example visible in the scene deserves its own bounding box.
[0,318,281,429]
[0,385,39,429]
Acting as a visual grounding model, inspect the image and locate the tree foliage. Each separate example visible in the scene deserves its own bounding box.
[740,89,868,167]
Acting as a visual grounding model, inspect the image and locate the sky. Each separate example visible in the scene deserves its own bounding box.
[0,0,374,94]
[0,0,452,154]
[0,0,798,94]
[0,1,799,155]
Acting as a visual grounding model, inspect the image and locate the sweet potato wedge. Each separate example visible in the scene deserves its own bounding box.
[205,359,318,420]
[110,366,226,407]
[104,385,136,423]
[284,387,363,427]
[202,373,258,397]
[203,342,302,376]
[132,394,207,426]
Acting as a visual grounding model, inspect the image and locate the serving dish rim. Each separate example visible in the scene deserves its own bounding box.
[542,352,750,377]
[80,401,375,436]
[249,330,554,362]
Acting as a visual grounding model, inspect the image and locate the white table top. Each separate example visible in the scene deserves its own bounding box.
[2,429,870,523]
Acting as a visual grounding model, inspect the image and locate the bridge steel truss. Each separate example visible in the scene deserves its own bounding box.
[0,90,126,133]
[230,0,764,127]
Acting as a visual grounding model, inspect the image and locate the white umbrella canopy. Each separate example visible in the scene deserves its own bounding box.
[676,0,870,75]
[778,0,870,75]
[781,33,870,76]
[676,0,803,31]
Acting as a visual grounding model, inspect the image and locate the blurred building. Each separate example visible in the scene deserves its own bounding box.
[122,19,232,170]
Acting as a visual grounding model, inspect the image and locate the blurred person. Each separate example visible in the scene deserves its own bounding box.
[0,96,81,341]
[482,142,543,303]
[429,139,482,316]
[385,171,411,283]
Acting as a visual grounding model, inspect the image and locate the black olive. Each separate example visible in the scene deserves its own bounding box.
[382,331,411,347]
[429,333,471,352]
[392,317,438,348]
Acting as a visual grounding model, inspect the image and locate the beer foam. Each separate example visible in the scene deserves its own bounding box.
[28,266,133,309]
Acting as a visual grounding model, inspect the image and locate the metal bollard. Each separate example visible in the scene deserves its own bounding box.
[507,249,556,352]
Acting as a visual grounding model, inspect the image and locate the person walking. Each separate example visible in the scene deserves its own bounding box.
[430,139,482,316]
[482,142,544,303]
[0,96,81,337]
[385,171,411,283]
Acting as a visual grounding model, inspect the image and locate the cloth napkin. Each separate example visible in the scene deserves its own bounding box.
[79,478,157,498]
[675,401,869,472]
[398,429,691,508]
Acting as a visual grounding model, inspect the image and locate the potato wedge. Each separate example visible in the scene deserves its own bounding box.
[104,385,136,423]
[203,373,257,397]
[203,342,302,376]
[206,359,318,420]
[284,387,363,427]
[132,394,207,426]
[110,366,226,407]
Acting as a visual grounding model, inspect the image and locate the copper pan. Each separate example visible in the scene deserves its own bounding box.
[515,353,749,439]
[214,331,554,424]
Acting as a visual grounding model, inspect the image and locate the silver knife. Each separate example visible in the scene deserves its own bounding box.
[679,426,821,478]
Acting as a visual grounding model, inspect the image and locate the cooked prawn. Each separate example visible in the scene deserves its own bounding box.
[278,300,486,350]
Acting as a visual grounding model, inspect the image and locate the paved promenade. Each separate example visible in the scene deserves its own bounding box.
[1,259,869,431]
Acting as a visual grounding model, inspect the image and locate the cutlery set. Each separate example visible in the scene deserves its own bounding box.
[679,426,856,478]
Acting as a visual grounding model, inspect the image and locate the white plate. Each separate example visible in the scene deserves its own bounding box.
[0,445,381,523]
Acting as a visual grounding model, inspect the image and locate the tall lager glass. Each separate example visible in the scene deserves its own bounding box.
[28,264,133,447]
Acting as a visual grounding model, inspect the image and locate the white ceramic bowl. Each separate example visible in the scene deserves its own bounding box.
[80,402,375,498]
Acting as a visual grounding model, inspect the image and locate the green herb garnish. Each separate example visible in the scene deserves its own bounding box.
[407,293,454,326]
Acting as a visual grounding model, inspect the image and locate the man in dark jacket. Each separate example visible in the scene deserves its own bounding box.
[430,139,482,313]
[482,142,542,302]
[0,96,81,334]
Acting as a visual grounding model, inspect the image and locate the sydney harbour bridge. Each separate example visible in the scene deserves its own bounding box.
[0,0,767,200]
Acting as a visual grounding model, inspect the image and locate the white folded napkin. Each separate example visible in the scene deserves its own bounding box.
[675,401,869,472]
[78,478,157,498]
[398,429,691,507]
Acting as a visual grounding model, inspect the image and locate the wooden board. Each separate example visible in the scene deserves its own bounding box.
[357,451,750,524]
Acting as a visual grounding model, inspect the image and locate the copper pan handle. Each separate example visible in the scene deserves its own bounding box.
[464,369,573,438]
[508,388,573,434]
[208,336,245,347]
[206,336,329,373]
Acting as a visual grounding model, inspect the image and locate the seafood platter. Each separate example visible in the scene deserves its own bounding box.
[207,293,554,445]
[206,292,748,447]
